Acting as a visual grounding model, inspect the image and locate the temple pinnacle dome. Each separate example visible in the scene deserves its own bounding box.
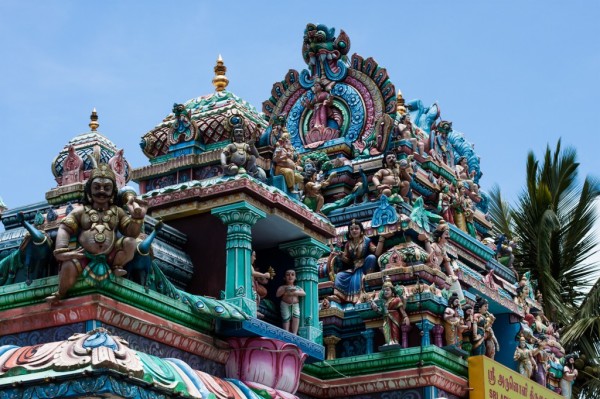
[212,54,229,92]
[89,107,99,131]
[47,109,131,205]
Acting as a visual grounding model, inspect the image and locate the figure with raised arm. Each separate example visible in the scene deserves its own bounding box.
[47,163,147,303]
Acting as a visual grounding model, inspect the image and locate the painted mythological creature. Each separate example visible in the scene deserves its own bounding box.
[170,103,198,144]
[221,125,266,181]
[276,269,305,335]
[370,276,409,346]
[47,163,148,303]
[302,23,350,81]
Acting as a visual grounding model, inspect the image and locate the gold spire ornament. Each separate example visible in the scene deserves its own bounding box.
[212,54,229,92]
[89,108,99,131]
[396,90,407,115]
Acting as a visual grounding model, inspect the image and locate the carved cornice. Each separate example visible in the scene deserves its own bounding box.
[144,176,336,238]
[299,364,468,398]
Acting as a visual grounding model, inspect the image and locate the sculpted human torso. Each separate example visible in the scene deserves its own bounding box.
[74,205,124,255]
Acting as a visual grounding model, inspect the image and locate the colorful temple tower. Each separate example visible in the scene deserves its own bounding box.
[0,23,572,399]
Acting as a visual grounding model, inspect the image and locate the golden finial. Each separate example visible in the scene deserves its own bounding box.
[89,108,99,131]
[396,90,407,115]
[212,54,229,92]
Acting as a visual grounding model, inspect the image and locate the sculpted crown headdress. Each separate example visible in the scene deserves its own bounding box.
[382,275,393,289]
[88,155,116,183]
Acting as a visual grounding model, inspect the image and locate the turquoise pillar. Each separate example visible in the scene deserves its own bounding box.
[212,202,266,317]
[416,319,435,346]
[280,237,328,344]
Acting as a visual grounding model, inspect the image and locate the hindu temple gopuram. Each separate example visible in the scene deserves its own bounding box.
[0,24,576,399]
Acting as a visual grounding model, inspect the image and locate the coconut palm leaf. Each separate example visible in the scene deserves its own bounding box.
[487,184,513,238]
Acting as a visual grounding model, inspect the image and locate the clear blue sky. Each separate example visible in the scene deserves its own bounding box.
[0,1,599,211]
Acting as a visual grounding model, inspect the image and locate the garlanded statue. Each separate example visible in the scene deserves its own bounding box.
[272,132,303,192]
[560,354,578,399]
[62,145,84,185]
[275,269,305,335]
[302,170,337,214]
[47,163,148,303]
[513,336,537,379]
[170,103,198,143]
[370,276,409,346]
[372,153,412,204]
[327,220,387,304]
[221,122,266,181]
[443,293,466,348]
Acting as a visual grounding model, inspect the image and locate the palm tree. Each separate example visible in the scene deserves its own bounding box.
[488,140,600,396]
[489,140,599,321]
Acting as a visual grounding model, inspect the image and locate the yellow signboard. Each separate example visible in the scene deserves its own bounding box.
[468,356,562,399]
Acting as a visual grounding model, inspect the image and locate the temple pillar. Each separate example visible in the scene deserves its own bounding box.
[432,324,444,347]
[212,202,266,316]
[323,336,340,360]
[280,237,328,344]
[416,320,434,346]
[401,324,412,348]
[361,329,375,354]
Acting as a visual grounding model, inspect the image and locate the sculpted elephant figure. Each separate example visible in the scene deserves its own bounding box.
[125,219,163,291]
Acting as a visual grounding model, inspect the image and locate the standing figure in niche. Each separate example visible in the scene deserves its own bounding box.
[276,269,305,335]
[437,178,456,224]
[426,221,458,281]
[47,164,148,303]
[513,336,536,378]
[472,297,499,357]
[272,132,304,192]
[329,220,387,304]
[461,304,475,355]
[443,293,466,348]
[370,276,409,346]
[560,354,578,399]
